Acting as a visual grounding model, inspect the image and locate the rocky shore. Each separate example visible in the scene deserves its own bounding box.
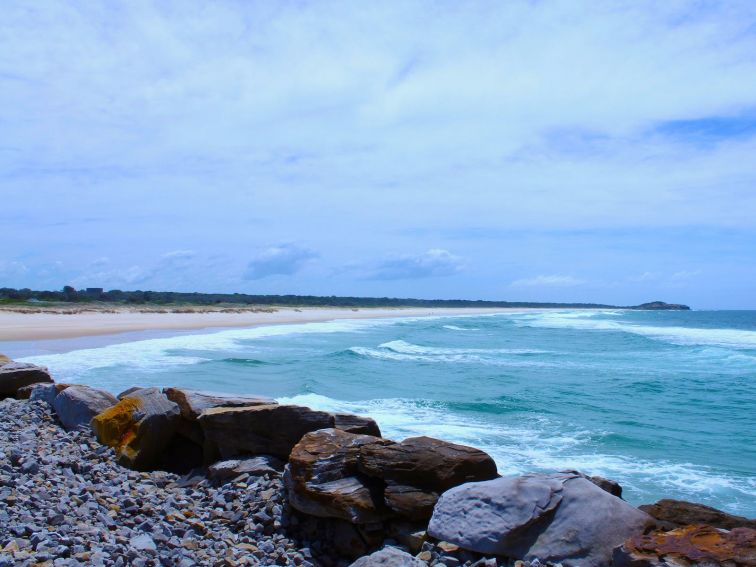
[1,358,754,567]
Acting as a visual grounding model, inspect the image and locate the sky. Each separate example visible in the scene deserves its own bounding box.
[2,1,756,308]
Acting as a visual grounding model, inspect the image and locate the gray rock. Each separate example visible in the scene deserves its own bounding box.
[129,534,156,552]
[0,362,53,399]
[29,383,72,405]
[208,455,285,481]
[53,386,118,431]
[349,546,427,567]
[428,471,654,567]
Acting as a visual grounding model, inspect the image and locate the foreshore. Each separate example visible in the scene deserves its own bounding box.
[1,360,754,566]
[0,306,538,342]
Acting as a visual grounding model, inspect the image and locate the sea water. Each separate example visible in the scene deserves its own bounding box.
[17,309,756,516]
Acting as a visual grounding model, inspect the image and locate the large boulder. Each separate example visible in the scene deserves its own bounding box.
[163,387,276,420]
[0,354,11,365]
[287,428,499,524]
[53,385,118,431]
[91,387,181,470]
[428,471,654,567]
[349,546,427,567]
[286,428,392,523]
[0,362,53,399]
[639,499,756,531]
[359,436,498,492]
[198,404,335,460]
[613,524,756,567]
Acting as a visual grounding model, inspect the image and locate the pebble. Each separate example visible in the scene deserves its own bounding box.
[0,399,313,566]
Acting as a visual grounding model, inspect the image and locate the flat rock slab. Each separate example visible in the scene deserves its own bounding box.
[359,435,498,492]
[53,385,118,431]
[208,455,285,481]
[349,546,427,567]
[92,387,180,470]
[613,524,756,567]
[198,404,335,459]
[0,362,53,399]
[639,499,756,531]
[164,387,276,420]
[428,471,654,567]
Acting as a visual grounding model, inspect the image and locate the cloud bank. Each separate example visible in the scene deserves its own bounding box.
[1,1,755,306]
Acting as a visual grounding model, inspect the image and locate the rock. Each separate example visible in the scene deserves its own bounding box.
[208,455,285,481]
[91,387,181,470]
[53,385,118,431]
[198,404,335,459]
[613,524,756,567]
[164,387,276,420]
[349,546,428,567]
[0,353,11,365]
[129,533,157,552]
[384,483,439,521]
[0,362,53,399]
[359,436,498,492]
[638,499,756,531]
[117,386,144,399]
[15,382,53,400]
[561,469,623,498]
[29,383,71,405]
[333,413,382,437]
[286,428,391,523]
[428,471,654,567]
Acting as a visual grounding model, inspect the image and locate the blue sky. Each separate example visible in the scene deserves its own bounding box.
[2,1,756,308]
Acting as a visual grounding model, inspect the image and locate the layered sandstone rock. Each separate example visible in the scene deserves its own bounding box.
[428,471,654,567]
[333,413,381,437]
[613,524,756,567]
[359,436,497,492]
[199,404,335,460]
[286,428,499,525]
[91,387,181,470]
[0,361,53,399]
[53,385,118,431]
[639,498,756,531]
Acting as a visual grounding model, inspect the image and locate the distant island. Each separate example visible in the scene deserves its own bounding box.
[0,286,690,311]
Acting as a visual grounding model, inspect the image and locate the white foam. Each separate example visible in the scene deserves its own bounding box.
[443,325,480,331]
[19,318,396,380]
[279,392,756,512]
[511,311,756,349]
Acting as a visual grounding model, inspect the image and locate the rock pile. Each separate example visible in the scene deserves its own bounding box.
[0,398,310,567]
[0,353,753,567]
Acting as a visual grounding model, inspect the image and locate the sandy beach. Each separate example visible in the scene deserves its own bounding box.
[0,306,530,342]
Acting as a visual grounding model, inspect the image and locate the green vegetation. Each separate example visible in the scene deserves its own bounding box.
[0,287,689,310]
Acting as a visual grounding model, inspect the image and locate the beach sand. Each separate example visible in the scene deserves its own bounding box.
[0,306,531,342]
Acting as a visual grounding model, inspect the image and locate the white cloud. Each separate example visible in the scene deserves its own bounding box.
[510,275,586,288]
[243,244,317,280]
[368,249,464,280]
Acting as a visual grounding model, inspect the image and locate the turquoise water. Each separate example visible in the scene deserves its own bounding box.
[17,309,756,516]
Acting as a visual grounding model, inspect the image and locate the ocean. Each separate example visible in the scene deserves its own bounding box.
[15,309,756,517]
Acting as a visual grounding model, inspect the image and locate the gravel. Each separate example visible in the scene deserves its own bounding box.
[0,398,319,566]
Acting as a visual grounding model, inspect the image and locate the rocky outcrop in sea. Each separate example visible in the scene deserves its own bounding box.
[1,356,754,567]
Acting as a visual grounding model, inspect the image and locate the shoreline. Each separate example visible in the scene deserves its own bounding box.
[0,306,548,342]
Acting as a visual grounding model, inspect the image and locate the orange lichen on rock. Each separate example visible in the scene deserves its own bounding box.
[91,397,142,449]
[616,524,756,567]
